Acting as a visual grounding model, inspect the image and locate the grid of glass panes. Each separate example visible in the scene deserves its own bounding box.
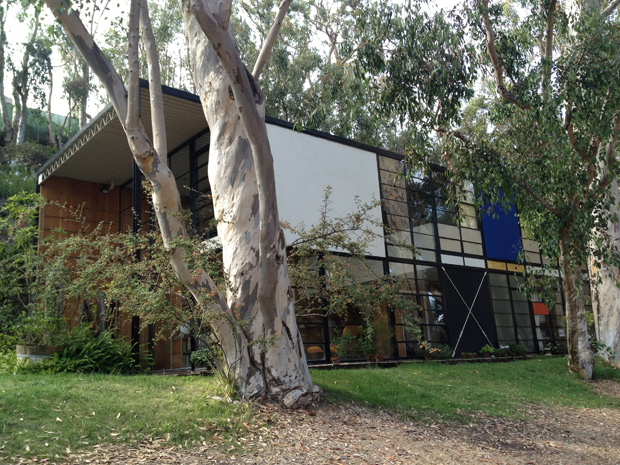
[489,273,536,351]
[406,169,438,262]
[391,262,448,357]
[432,171,484,258]
[532,286,565,351]
[378,156,416,260]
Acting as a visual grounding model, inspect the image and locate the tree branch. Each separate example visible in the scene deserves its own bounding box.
[602,0,620,17]
[595,117,620,198]
[515,175,562,215]
[140,0,167,164]
[479,0,528,109]
[126,0,141,132]
[542,0,556,97]
[252,0,292,80]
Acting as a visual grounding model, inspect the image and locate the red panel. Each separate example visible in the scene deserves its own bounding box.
[532,302,549,315]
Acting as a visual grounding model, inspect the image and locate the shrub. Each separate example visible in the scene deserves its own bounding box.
[49,326,141,374]
[190,347,220,369]
[506,342,527,356]
[480,344,494,355]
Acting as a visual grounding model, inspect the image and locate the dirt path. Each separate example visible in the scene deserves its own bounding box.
[17,379,620,465]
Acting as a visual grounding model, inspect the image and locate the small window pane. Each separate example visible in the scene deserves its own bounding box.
[411,206,434,226]
[494,313,514,326]
[425,325,448,342]
[382,184,407,202]
[437,223,460,239]
[526,252,542,264]
[416,249,437,262]
[461,228,482,243]
[491,287,511,300]
[420,295,443,312]
[489,273,508,287]
[418,280,442,295]
[440,238,462,253]
[387,245,414,260]
[522,239,540,253]
[380,170,405,187]
[496,326,515,341]
[386,214,409,231]
[407,174,429,191]
[412,222,434,236]
[461,216,479,229]
[463,242,483,255]
[460,204,476,217]
[388,230,412,246]
[389,262,415,278]
[384,200,408,216]
[379,156,402,173]
[493,299,512,313]
[413,233,436,250]
[513,301,530,314]
[515,313,532,326]
[417,265,439,281]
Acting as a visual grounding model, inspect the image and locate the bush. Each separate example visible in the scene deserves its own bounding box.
[49,326,141,374]
[506,342,527,356]
[190,347,220,368]
[0,350,18,374]
[480,344,494,355]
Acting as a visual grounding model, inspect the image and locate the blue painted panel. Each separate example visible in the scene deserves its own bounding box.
[481,193,522,262]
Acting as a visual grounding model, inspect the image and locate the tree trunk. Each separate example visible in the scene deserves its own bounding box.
[590,180,620,368]
[44,0,316,406]
[79,60,89,128]
[560,236,594,379]
[13,7,41,145]
[46,66,56,148]
[0,0,10,142]
[181,3,315,403]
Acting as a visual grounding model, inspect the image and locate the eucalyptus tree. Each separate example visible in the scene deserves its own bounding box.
[10,1,44,145]
[43,0,318,405]
[359,0,620,378]
[0,0,12,142]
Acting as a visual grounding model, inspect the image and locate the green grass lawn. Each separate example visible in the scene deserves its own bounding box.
[0,373,253,463]
[311,357,620,421]
[1,357,618,462]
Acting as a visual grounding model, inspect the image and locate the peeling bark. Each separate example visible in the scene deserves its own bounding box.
[181,1,315,401]
[591,180,620,368]
[560,236,594,379]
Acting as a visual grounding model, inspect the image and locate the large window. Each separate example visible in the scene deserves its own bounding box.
[489,273,536,351]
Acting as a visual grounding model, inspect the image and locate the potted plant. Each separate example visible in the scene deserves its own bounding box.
[15,311,66,363]
[480,344,494,358]
[420,341,440,360]
[506,342,527,357]
[494,347,507,358]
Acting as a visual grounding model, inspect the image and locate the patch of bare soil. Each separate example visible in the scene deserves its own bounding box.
[18,381,620,465]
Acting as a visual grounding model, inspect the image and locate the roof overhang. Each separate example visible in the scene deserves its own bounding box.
[36,83,209,189]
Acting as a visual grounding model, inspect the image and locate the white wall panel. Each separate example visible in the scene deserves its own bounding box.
[267,124,385,257]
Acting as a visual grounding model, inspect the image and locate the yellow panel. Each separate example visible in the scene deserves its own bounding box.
[506,263,525,273]
[487,260,507,271]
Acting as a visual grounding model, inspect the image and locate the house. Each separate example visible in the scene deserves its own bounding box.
[35,82,569,369]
